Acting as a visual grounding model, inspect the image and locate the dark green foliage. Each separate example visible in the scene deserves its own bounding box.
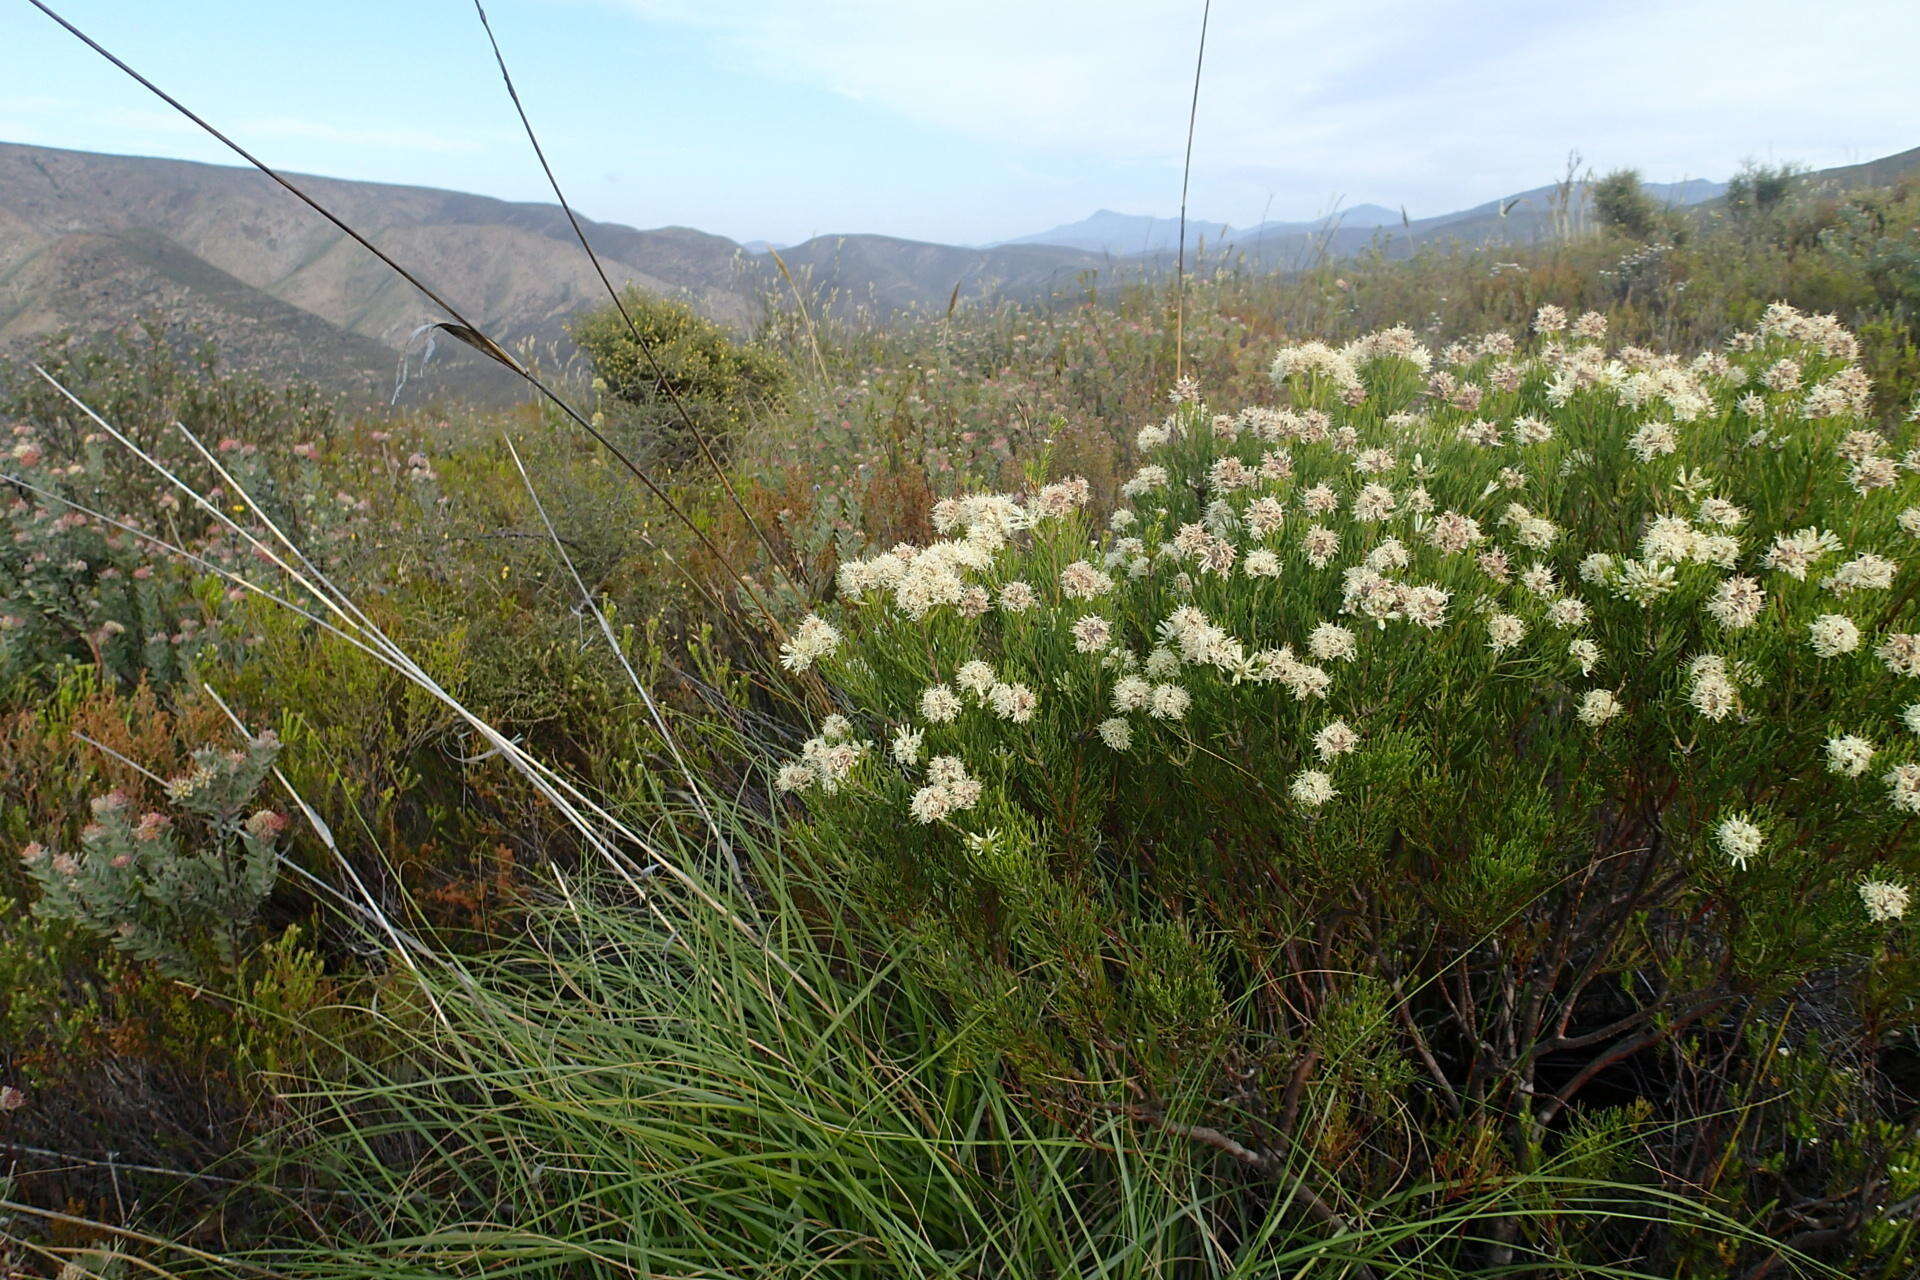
[1591,168,1664,241]
[1725,160,1805,221]
[571,288,791,466]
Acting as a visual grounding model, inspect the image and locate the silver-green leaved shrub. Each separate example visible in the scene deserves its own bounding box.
[23,733,287,979]
[773,303,1920,1266]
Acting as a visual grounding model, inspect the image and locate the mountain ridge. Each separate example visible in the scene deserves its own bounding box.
[2,140,1914,402]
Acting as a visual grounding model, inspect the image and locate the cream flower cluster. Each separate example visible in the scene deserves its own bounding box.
[777,306,1916,920]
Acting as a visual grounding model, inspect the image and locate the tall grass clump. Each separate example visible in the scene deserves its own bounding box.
[767,304,1920,1272]
[248,786,1756,1280]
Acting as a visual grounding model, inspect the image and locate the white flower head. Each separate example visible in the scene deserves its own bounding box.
[1308,623,1357,662]
[1071,615,1112,654]
[1097,717,1133,751]
[1705,577,1766,630]
[891,726,925,766]
[989,682,1038,723]
[1714,814,1764,870]
[1487,613,1527,653]
[1148,683,1191,720]
[1808,614,1861,658]
[1859,879,1911,923]
[779,614,842,672]
[1824,735,1874,778]
[1060,560,1115,600]
[1244,549,1282,578]
[1876,634,1920,677]
[920,684,963,723]
[1577,689,1623,726]
[1312,720,1360,761]
[1886,762,1920,814]
[1290,769,1338,808]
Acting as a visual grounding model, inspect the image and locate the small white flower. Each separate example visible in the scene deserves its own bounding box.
[1569,639,1600,675]
[1308,623,1357,662]
[1060,560,1115,600]
[1808,614,1861,658]
[956,660,996,696]
[891,726,924,767]
[989,682,1038,723]
[1148,683,1191,720]
[1714,814,1764,870]
[1290,769,1338,808]
[1577,689,1623,726]
[1859,879,1911,923]
[1705,577,1765,630]
[1312,720,1359,760]
[1824,735,1875,778]
[1877,634,1920,677]
[1887,762,1920,814]
[1546,597,1590,629]
[1903,704,1920,736]
[1302,525,1340,569]
[998,581,1037,612]
[1097,717,1133,751]
[1071,615,1112,653]
[1112,675,1152,712]
[1627,421,1678,461]
[778,614,842,671]
[1487,613,1527,653]
[1244,549,1282,578]
[920,684,963,723]
[775,763,814,792]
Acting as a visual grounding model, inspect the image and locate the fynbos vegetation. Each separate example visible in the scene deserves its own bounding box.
[4,91,1920,1280]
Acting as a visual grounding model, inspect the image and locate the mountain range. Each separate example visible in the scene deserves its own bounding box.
[995,204,1400,255]
[0,140,1914,403]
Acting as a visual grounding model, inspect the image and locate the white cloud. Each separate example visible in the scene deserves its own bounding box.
[602,0,1920,217]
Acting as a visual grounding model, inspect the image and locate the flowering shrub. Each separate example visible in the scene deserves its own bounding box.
[776,304,1920,1264]
[24,732,288,978]
[0,422,241,686]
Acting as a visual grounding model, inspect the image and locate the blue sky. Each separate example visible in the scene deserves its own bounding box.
[3,1,1916,246]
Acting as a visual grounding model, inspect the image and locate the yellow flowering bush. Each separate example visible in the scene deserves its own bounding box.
[777,303,1920,1267]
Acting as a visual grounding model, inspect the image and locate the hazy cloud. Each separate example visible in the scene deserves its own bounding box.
[603,0,1920,217]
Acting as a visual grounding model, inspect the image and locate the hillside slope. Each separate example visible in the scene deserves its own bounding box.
[1,139,1912,400]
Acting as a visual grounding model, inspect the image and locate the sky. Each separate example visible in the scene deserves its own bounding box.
[2,0,1916,247]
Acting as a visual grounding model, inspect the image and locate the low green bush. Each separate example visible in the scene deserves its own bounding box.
[772,304,1920,1271]
[572,288,791,467]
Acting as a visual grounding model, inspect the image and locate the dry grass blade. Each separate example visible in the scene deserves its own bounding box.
[24,0,794,643]
[1174,0,1211,381]
[467,0,801,592]
[767,245,831,383]
[502,434,742,889]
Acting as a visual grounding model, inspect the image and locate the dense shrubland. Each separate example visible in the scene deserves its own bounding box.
[773,302,1920,1271]
[2,169,1918,1276]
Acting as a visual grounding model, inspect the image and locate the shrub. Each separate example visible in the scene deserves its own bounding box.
[773,305,1920,1270]
[1725,161,1805,223]
[1591,168,1664,241]
[572,288,791,466]
[24,732,288,978]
